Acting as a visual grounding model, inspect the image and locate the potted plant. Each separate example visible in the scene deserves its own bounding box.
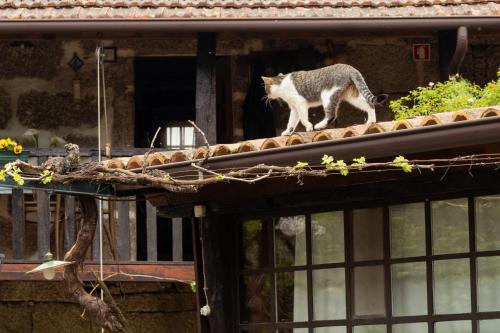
[0,137,28,166]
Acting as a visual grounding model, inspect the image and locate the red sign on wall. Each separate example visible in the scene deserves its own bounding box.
[413,44,431,61]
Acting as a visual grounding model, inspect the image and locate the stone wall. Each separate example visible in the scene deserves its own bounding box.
[0,281,196,333]
[0,33,498,147]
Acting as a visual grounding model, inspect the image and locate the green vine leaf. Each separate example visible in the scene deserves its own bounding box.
[351,156,367,170]
[190,281,197,293]
[335,160,349,176]
[0,169,6,182]
[393,155,413,173]
[321,154,335,170]
[292,161,309,172]
[40,170,54,184]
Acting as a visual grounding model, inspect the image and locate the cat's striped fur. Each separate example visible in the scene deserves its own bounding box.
[262,64,388,136]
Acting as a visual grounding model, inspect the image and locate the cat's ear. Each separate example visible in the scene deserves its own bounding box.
[261,76,273,85]
[277,73,285,80]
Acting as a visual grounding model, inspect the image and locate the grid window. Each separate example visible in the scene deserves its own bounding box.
[238,195,500,332]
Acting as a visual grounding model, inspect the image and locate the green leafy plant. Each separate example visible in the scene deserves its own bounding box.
[321,155,349,176]
[392,155,412,173]
[351,156,366,170]
[292,161,309,172]
[40,170,54,184]
[390,69,500,120]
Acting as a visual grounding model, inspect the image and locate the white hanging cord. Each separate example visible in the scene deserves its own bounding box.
[100,56,110,158]
[95,46,105,333]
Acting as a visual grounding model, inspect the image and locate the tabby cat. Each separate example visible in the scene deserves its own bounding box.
[262,64,388,136]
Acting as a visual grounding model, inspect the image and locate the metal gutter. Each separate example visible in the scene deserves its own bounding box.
[0,17,499,34]
[147,115,500,176]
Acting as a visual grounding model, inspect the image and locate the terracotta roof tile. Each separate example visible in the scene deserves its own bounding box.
[0,0,497,19]
[103,106,500,171]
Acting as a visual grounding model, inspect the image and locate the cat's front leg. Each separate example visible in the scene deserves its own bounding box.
[281,107,300,136]
[296,102,314,132]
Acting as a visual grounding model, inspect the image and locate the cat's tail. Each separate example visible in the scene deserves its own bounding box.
[350,71,388,106]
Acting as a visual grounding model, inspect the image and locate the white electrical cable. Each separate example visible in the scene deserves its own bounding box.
[95,45,105,333]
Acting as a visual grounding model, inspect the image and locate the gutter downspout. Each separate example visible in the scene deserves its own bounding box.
[449,26,469,76]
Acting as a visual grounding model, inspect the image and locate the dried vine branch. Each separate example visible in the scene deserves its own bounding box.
[64,196,127,332]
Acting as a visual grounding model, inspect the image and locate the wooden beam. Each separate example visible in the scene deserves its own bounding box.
[36,190,50,259]
[11,189,25,260]
[172,217,183,262]
[146,200,158,261]
[195,32,217,145]
[117,200,131,261]
[0,263,194,282]
[63,195,76,252]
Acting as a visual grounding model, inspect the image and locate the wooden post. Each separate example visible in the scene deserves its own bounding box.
[92,199,101,260]
[64,195,76,253]
[117,201,130,261]
[36,190,51,259]
[146,201,157,262]
[11,189,25,259]
[195,32,217,145]
[199,215,227,332]
[172,217,183,262]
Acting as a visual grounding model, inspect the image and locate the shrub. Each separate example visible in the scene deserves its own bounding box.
[390,69,500,120]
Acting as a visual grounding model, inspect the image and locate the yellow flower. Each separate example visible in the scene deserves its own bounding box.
[0,139,7,149]
[13,145,23,155]
[6,138,15,147]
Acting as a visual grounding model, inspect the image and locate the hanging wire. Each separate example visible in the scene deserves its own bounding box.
[95,45,105,333]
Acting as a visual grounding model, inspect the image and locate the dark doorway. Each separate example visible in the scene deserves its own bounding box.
[134,56,233,148]
[134,57,197,148]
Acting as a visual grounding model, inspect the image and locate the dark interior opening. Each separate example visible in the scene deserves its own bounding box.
[134,57,197,148]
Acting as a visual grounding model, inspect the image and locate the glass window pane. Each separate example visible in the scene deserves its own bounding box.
[391,262,427,316]
[352,208,384,261]
[312,211,344,264]
[393,323,427,333]
[353,325,386,333]
[241,219,270,269]
[390,203,425,258]
[184,126,195,147]
[479,319,500,333]
[353,265,385,317]
[435,321,471,333]
[275,216,307,267]
[477,256,500,312]
[315,327,347,333]
[475,196,500,252]
[433,259,471,314]
[240,274,272,324]
[313,268,346,320]
[432,198,469,255]
[276,271,308,322]
[278,329,308,333]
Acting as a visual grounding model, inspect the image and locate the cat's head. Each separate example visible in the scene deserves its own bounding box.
[261,73,285,99]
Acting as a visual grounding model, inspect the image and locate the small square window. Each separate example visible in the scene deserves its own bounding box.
[163,123,195,150]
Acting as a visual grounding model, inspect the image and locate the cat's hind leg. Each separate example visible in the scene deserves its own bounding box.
[345,94,376,124]
[315,88,342,130]
[281,107,300,136]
